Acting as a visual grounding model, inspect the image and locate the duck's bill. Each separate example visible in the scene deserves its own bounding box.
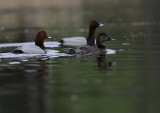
[48,36,52,39]
[111,38,116,41]
[108,37,116,41]
[99,23,104,27]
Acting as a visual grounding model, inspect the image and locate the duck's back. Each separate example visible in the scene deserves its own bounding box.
[13,45,45,54]
[60,37,87,45]
[68,46,106,57]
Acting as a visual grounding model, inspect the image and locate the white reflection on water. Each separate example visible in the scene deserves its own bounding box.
[106,49,116,54]
[9,61,21,64]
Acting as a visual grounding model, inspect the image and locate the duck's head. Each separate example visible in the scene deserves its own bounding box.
[96,32,113,49]
[89,20,104,29]
[88,20,104,46]
[35,30,51,50]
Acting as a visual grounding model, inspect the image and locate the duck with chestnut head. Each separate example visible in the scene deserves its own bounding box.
[13,30,51,54]
[59,20,104,46]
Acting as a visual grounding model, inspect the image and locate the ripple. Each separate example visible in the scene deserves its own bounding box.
[122,43,130,45]
[9,62,21,64]
[24,69,37,73]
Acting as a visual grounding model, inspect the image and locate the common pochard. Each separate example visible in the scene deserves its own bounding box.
[59,20,104,46]
[13,30,51,54]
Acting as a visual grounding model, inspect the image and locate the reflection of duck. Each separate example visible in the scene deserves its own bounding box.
[59,20,104,46]
[13,31,51,54]
[25,59,49,113]
[68,32,113,57]
[97,55,115,70]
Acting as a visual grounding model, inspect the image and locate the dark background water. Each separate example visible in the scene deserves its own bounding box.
[0,0,160,113]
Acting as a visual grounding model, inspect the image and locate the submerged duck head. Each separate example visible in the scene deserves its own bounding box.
[35,30,51,50]
[87,20,104,46]
[96,32,112,49]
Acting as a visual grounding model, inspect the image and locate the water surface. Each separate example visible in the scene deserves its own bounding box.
[0,0,160,113]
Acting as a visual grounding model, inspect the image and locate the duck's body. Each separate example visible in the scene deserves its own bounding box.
[13,45,45,54]
[68,32,113,57]
[68,46,106,55]
[59,20,104,46]
[59,37,87,45]
[13,30,51,54]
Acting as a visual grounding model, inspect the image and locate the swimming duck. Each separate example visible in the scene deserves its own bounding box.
[68,32,113,57]
[13,30,51,54]
[59,20,104,46]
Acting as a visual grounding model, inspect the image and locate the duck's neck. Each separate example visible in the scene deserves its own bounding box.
[96,40,106,49]
[87,27,96,46]
[35,38,45,50]
[35,42,45,50]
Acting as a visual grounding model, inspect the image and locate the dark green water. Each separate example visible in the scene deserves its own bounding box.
[0,0,160,113]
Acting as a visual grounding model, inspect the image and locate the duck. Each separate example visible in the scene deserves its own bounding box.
[59,20,104,46]
[68,32,113,57]
[13,30,51,54]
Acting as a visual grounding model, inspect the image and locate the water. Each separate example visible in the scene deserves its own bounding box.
[0,0,160,113]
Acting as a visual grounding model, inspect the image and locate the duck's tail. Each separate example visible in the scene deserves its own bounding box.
[58,39,64,43]
[12,50,24,54]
